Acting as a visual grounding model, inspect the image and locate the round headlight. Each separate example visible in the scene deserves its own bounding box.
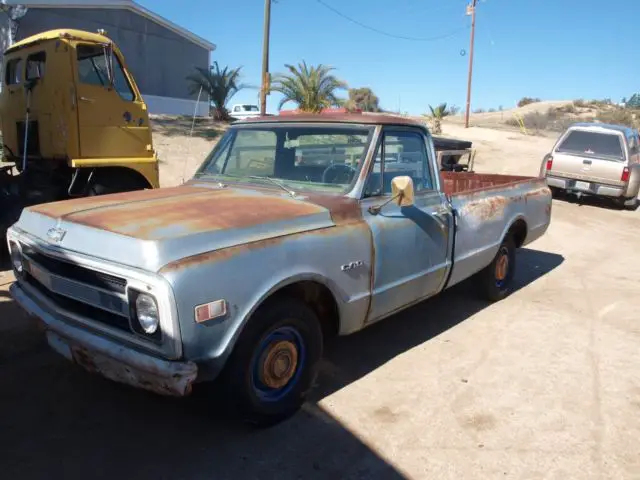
[135,293,159,334]
[9,242,23,274]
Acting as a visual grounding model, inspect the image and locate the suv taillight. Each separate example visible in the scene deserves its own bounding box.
[621,167,630,182]
[546,156,553,171]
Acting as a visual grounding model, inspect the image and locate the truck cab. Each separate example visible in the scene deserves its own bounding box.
[0,29,160,257]
[0,29,159,195]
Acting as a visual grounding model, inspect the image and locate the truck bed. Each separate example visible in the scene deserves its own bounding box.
[440,172,533,196]
[440,171,551,289]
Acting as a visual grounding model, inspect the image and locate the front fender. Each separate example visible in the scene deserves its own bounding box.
[160,222,373,379]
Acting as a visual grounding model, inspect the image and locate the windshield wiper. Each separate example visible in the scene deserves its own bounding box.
[248,176,296,198]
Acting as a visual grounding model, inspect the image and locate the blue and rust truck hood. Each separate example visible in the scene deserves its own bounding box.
[14,183,358,272]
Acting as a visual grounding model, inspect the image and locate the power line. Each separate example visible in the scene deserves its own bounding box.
[315,0,469,42]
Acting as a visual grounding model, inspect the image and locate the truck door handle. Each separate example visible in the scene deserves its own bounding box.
[79,96,95,103]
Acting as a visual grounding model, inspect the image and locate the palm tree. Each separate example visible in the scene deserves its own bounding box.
[269,61,348,113]
[186,62,249,121]
[424,102,450,134]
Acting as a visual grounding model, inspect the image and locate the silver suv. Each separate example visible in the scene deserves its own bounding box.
[540,122,640,209]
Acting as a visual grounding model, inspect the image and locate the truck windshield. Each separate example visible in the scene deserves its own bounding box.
[195,124,375,193]
[556,130,625,161]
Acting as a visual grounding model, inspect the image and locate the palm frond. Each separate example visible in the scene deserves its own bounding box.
[270,61,348,113]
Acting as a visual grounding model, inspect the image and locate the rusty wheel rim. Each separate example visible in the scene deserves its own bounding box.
[259,340,299,389]
[251,325,306,402]
[495,246,510,287]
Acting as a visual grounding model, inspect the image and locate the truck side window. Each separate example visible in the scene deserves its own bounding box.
[76,44,135,102]
[365,130,434,197]
[5,58,22,85]
[25,52,46,80]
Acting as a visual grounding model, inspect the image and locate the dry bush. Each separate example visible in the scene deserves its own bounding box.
[517,97,541,108]
[556,104,577,114]
[505,107,587,133]
[595,108,637,128]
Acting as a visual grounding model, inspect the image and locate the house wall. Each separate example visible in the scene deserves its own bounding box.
[11,7,210,115]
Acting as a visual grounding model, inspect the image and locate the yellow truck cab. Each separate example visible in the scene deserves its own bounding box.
[0,29,160,255]
[1,28,159,193]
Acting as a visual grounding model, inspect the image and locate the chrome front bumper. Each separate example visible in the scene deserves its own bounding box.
[546,175,624,198]
[10,282,198,397]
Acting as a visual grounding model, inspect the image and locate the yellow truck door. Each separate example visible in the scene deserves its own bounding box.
[73,42,152,159]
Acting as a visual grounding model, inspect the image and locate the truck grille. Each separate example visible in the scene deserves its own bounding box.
[19,243,132,333]
[21,244,127,294]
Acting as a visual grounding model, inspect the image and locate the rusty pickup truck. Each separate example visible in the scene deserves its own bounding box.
[7,113,552,427]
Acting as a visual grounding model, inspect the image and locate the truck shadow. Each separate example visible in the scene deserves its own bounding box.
[0,247,563,479]
[553,192,639,212]
[312,247,564,400]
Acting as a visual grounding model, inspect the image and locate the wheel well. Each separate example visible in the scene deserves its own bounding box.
[507,218,528,247]
[264,280,340,339]
[92,166,152,190]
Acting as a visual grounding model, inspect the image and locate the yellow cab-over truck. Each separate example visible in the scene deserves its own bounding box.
[1,29,159,255]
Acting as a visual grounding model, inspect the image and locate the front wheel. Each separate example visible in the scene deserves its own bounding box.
[219,298,323,428]
[475,234,517,302]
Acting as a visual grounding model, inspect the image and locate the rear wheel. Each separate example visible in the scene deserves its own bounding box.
[475,234,517,302]
[219,298,323,428]
[618,196,638,211]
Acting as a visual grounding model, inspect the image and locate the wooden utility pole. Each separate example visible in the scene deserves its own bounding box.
[464,0,477,128]
[259,0,272,116]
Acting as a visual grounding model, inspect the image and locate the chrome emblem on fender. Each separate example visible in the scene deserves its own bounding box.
[46,227,67,243]
[341,261,364,272]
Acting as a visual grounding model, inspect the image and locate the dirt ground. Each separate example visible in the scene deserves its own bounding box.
[1,121,639,479]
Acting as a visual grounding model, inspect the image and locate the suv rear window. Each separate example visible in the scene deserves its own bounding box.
[556,130,624,160]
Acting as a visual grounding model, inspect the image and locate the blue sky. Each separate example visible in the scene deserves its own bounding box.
[139,0,637,115]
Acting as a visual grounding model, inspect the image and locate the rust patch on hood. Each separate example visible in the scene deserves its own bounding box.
[71,189,327,240]
[30,185,330,240]
[29,186,207,219]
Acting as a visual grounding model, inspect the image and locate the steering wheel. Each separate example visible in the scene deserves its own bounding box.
[321,163,357,184]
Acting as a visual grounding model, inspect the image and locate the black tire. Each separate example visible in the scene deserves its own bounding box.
[219,297,323,428]
[475,234,517,302]
[621,196,638,211]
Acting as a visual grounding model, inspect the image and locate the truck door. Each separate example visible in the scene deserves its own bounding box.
[74,42,151,159]
[361,127,454,324]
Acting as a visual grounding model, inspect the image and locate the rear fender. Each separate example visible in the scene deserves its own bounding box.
[623,163,640,198]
